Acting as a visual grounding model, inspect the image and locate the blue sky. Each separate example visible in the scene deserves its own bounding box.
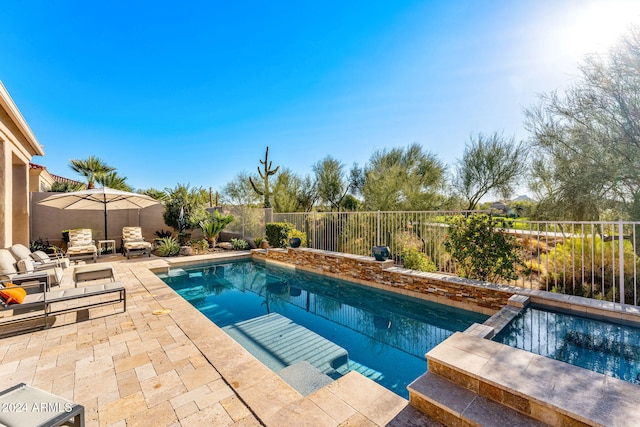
[2,0,640,193]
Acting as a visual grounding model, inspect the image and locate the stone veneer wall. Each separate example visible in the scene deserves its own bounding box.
[252,248,514,314]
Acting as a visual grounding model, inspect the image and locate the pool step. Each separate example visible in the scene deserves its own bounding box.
[223,313,349,375]
[408,332,640,427]
[409,372,547,427]
[339,361,384,381]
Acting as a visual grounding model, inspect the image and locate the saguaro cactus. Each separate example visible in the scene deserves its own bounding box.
[249,146,280,208]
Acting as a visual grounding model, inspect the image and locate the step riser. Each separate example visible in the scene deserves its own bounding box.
[419,360,591,427]
[409,394,476,427]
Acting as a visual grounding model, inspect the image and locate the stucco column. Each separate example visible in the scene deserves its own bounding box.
[12,157,28,245]
[0,140,11,248]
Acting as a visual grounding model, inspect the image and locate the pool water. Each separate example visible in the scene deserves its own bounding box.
[494,306,640,385]
[158,259,488,398]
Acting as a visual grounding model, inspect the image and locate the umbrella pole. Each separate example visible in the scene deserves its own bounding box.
[104,194,108,241]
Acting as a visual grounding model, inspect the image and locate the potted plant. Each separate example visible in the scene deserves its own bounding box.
[372,245,391,261]
[289,237,301,248]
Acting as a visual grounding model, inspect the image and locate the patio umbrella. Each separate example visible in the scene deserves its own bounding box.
[38,187,160,240]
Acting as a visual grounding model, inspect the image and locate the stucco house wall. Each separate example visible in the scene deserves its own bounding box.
[0,81,45,247]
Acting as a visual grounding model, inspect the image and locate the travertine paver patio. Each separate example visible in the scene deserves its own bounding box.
[0,254,439,426]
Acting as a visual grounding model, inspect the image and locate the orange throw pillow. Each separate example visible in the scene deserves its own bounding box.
[0,286,27,304]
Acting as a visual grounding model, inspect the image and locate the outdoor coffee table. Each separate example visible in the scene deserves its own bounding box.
[0,383,84,426]
[72,263,115,287]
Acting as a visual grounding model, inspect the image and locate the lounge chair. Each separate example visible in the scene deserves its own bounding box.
[0,383,84,427]
[0,278,126,337]
[122,227,152,259]
[8,243,69,270]
[0,249,60,289]
[66,229,98,263]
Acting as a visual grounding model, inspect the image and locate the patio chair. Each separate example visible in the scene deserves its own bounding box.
[66,229,98,263]
[122,227,152,259]
[0,249,60,289]
[0,278,126,337]
[8,243,69,270]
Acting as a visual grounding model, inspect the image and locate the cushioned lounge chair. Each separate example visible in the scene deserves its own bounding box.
[8,243,69,270]
[0,249,60,289]
[66,229,98,263]
[122,227,152,259]
[0,279,126,337]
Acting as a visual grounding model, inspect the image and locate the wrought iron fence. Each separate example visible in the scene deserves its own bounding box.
[271,211,640,307]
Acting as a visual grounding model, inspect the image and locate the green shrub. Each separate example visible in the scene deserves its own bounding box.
[265,222,295,248]
[156,237,180,256]
[254,237,264,247]
[443,214,525,282]
[231,238,249,250]
[288,228,307,247]
[401,248,436,272]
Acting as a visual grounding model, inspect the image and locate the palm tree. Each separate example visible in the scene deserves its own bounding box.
[96,171,132,191]
[69,156,115,189]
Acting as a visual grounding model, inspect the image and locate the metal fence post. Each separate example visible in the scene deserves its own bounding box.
[377,210,381,246]
[619,220,625,305]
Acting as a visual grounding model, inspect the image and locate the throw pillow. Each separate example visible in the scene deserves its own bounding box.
[0,286,27,304]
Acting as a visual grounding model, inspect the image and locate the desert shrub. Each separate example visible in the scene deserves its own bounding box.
[231,238,249,250]
[155,229,173,238]
[190,239,209,253]
[542,236,640,304]
[156,237,180,256]
[30,239,50,253]
[401,248,436,272]
[444,214,525,282]
[199,211,234,247]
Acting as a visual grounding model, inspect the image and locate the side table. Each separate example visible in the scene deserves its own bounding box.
[97,239,116,256]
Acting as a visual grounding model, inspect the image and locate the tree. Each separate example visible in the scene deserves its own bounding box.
[453,132,528,210]
[249,146,280,208]
[49,181,85,192]
[137,188,167,201]
[524,25,640,220]
[69,156,115,189]
[221,171,262,206]
[359,143,446,211]
[272,169,318,212]
[313,156,357,211]
[96,171,132,192]
[162,184,209,231]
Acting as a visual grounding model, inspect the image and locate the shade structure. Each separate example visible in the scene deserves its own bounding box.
[38,187,160,240]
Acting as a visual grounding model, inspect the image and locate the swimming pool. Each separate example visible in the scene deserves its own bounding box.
[158,259,488,398]
[494,306,640,385]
